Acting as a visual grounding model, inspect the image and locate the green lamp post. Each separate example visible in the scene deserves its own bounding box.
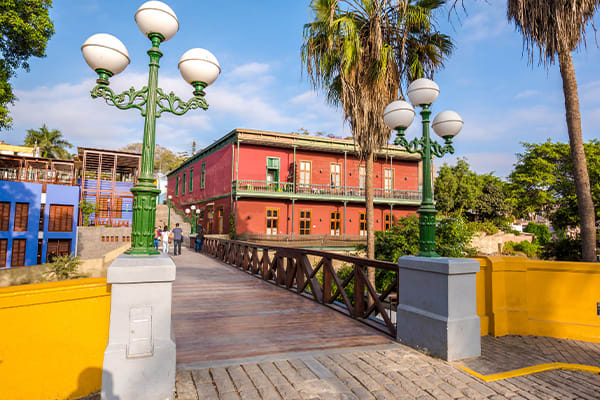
[81,1,220,255]
[383,78,463,257]
[167,194,173,229]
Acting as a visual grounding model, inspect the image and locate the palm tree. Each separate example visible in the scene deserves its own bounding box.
[24,125,72,159]
[302,0,453,265]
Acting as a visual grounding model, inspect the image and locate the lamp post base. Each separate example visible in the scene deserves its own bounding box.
[101,254,176,400]
[128,184,161,255]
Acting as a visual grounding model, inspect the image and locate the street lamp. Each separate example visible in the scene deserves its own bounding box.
[190,205,197,234]
[167,194,173,229]
[82,1,220,255]
[384,78,463,257]
[195,209,201,235]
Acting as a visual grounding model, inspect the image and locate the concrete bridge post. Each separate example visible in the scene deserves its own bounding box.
[396,256,481,361]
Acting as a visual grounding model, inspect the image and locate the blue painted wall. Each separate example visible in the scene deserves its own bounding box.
[0,180,79,268]
[42,184,80,262]
[0,181,42,267]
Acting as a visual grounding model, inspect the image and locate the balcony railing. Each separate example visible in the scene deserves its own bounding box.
[233,179,421,202]
[0,167,76,186]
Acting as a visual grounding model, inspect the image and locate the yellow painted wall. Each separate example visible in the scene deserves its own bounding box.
[475,256,600,343]
[0,279,110,400]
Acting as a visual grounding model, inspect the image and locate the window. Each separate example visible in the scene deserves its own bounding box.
[0,239,7,267]
[359,165,366,189]
[330,211,341,236]
[299,210,311,235]
[299,161,311,185]
[330,163,341,187]
[201,162,206,189]
[112,197,123,219]
[49,205,74,232]
[189,167,193,191]
[11,239,26,267]
[384,168,394,191]
[266,157,280,189]
[46,239,72,262]
[98,197,109,219]
[266,208,279,235]
[384,213,394,231]
[359,212,366,236]
[182,173,186,194]
[0,202,10,231]
[175,176,179,196]
[14,203,29,232]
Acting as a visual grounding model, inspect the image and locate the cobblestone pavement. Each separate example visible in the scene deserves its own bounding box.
[175,341,600,400]
[459,335,600,375]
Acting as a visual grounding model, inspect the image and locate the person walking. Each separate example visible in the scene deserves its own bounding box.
[172,223,183,256]
[153,226,161,251]
[161,225,170,254]
[195,225,206,253]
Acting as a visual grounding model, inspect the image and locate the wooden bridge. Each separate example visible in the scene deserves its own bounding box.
[172,238,399,367]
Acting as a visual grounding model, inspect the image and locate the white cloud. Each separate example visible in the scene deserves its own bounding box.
[436,152,517,178]
[230,62,270,78]
[515,89,541,99]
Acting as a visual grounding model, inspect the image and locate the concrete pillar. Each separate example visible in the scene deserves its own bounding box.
[101,254,176,400]
[396,256,480,361]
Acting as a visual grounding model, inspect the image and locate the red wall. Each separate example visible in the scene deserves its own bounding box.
[236,199,418,236]
[168,144,233,206]
[236,144,419,192]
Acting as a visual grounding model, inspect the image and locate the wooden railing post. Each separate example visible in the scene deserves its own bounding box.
[354,264,365,318]
[323,258,333,304]
[262,248,269,280]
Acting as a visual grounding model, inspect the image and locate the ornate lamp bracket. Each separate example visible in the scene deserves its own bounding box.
[155,88,209,117]
[91,85,149,116]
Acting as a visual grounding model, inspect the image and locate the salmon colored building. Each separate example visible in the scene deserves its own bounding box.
[167,129,423,237]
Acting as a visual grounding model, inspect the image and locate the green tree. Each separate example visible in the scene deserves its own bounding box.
[509,140,600,232]
[120,143,187,173]
[435,158,510,222]
[452,0,598,260]
[302,0,453,271]
[24,125,72,159]
[0,0,54,129]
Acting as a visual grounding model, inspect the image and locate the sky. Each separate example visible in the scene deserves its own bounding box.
[3,1,600,178]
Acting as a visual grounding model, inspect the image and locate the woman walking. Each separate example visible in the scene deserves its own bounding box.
[161,225,171,254]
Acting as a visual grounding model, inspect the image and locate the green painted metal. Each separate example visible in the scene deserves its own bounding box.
[89,33,211,255]
[394,105,455,257]
[167,198,171,230]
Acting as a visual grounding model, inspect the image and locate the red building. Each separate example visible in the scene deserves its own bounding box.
[167,129,423,237]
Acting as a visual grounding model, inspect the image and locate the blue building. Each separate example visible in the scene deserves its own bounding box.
[0,155,79,267]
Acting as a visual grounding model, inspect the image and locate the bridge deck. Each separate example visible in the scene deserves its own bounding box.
[172,247,393,366]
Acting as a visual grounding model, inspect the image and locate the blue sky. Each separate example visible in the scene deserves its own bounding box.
[3,1,599,178]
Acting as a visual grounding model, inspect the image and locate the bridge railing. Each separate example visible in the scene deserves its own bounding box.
[202,237,398,337]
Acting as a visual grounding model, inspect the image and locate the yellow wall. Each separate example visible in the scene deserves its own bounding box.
[476,256,600,343]
[0,279,110,400]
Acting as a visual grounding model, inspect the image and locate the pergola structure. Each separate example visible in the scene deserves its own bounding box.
[75,147,141,227]
[0,154,76,187]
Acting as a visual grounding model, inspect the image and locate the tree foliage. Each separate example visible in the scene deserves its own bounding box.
[120,143,187,174]
[509,139,600,231]
[435,158,511,222]
[0,0,54,129]
[24,124,72,159]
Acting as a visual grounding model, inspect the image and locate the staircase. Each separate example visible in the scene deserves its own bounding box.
[155,204,191,233]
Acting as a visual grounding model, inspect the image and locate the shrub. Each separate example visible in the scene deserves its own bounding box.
[523,222,551,246]
[502,240,541,259]
[79,200,96,226]
[543,236,582,261]
[468,221,499,235]
[43,254,87,281]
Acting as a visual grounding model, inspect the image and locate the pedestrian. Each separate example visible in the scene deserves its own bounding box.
[195,225,205,253]
[161,225,170,254]
[153,226,161,251]
[172,223,183,256]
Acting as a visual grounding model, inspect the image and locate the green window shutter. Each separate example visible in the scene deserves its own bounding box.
[201,162,206,189]
[189,168,193,191]
[175,177,179,196]
[267,157,280,169]
[182,173,186,194]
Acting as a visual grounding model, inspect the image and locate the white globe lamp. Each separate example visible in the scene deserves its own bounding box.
[383,100,415,130]
[178,48,221,93]
[81,33,130,81]
[407,78,440,107]
[432,111,464,139]
[135,1,179,42]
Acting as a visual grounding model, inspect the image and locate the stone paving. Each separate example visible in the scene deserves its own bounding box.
[175,338,600,400]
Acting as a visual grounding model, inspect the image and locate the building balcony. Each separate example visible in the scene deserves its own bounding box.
[232,179,422,205]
